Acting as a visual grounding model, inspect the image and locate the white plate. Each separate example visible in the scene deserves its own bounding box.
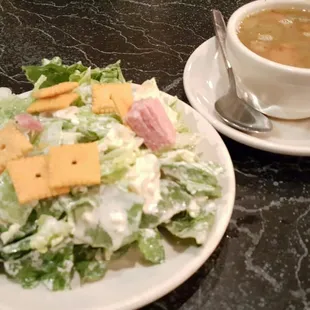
[184,36,310,156]
[0,89,235,310]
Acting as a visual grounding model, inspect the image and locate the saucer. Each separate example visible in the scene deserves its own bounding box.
[184,36,310,156]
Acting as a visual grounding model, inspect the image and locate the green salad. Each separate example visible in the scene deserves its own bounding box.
[0,57,223,291]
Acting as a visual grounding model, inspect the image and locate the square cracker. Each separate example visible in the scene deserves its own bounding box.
[92,84,117,114]
[7,156,69,204]
[92,83,133,118]
[27,92,79,114]
[110,83,133,119]
[48,143,101,188]
[0,123,33,173]
[32,82,79,99]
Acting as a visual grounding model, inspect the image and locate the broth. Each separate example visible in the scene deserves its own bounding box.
[238,8,310,68]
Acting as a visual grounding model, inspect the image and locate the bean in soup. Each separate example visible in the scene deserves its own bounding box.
[238,9,310,68]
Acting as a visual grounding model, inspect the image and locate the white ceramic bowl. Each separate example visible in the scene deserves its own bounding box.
[226,0,310,120]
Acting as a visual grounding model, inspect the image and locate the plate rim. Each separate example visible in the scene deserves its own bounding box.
[183,36,310,157]
[1,87,236,310]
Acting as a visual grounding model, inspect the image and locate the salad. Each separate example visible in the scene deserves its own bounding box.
[0,57,223,291]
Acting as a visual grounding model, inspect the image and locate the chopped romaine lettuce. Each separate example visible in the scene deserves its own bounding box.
[0,211,37,245]
[70,106,121,142]
[32,120,63,153]
[36,198,66,219]
[30,215,72,253]
[22,57,125,89]
[141,179,191,228]
[74,245,107,283]
[98,124,143,183]
[138,228,165,264]
[0,172,34,226]
[164,211,215,245]
[161,162,222,198]
[124,154,161,215]
[0,95,32,126]
[70,185,143,255]
[1,215,71,255]
[100,147,137,183]
[4,241,74,290]
[159,149,198,165]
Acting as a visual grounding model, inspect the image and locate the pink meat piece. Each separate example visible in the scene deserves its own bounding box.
[15,113,43,132]
[126,98,176,151]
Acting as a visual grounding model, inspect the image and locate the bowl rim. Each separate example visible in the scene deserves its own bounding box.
[226,0,310,75]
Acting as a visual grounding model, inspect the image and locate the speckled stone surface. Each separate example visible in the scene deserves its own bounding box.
[0,1,309,309]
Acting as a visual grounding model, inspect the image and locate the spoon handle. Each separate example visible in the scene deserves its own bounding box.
[212,9,236,90]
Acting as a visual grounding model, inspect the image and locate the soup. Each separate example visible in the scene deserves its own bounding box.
[238,8,310,68]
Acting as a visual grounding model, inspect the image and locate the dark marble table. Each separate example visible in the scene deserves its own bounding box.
[1,1,309,309]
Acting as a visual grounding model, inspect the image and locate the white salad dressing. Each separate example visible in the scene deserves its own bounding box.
[126,154,161,215]
[73,186,143,251]
[95,186,138,250]
[77,83,92,105]
[97,123,143,152]
[141,228,157,239]
[1,223,20,244]
[159,149,197,164]
[187,200,201,218]
[52,106,80,124]
[31,216,72,253]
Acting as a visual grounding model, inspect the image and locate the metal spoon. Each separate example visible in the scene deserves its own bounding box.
[212,9,272,133]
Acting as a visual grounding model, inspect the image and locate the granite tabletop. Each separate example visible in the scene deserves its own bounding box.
[0,0,309,309]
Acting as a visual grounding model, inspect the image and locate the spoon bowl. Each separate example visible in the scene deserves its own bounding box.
[212,9,272,133]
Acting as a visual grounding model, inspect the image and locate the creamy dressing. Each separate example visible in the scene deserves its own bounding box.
[57,259,74,274]
[1,223,20,244]
[77,83,92,105]
[97,123,143,153]
[126,154,161,215]
[188,200,201,218]
[95,186,139,250]
[52,106,80,124]
[73,185,143,251]
[159,202,187,224]
[141,228,156,239]
[31,216,72,253]
[159,149,197,164]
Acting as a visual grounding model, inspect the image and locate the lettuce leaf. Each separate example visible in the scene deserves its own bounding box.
[22,57,125,88]
[4,240,74,291]
[141,179,191,228]
[0,171,35,226]
[161,162,222,198]
[0,95,32,126]
[74,245,107,283]
[138,228,165,264]
[70,185,143,255]
[1,215,71,255]
[0,211,37,245]
[164,211,215,245]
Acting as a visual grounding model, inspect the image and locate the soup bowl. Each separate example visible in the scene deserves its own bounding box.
[226,0,310,120]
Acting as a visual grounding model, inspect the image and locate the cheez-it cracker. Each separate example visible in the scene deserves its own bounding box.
[110,83,133,119]
[7,156,69,204]
[91,83,133,118]
[0,123,33,173]
[92,84,117,114]
[48,143,101,188]
[32,82,79,99]
[27,92,79,114]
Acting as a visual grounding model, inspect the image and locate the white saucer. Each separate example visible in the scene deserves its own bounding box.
[184,36,310,156]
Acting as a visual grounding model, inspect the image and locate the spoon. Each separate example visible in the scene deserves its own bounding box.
[211,9,272,133]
